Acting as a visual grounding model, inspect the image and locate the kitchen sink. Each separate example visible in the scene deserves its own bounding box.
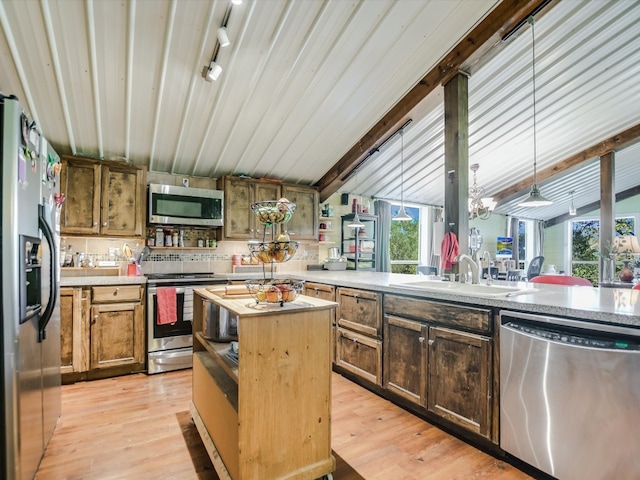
[389,280,536,298]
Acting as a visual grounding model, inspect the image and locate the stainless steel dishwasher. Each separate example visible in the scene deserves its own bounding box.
[499,310,640,480]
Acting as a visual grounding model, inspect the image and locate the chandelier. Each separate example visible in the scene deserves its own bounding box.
[468,163,497,220]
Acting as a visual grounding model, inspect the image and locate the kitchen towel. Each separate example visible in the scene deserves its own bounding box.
[441,232,460,271]
[156,287,178,325]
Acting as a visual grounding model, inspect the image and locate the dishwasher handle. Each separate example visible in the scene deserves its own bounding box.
[502,321,640,352]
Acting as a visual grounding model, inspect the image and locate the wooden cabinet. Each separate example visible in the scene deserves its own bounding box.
[191,288,336,479]
[90,285,145,371]
[341,214,377,270]
[221,176,281,240]
[220,176,318,240]
[427,326,492,439]
[281,184,318,240]
[60,287,90,375]
[384,294,494,441]
[304,282,336,362]
[383,314,427,406]
[335,287,382,386]
[61,283,145,382]
[60,157,146,237]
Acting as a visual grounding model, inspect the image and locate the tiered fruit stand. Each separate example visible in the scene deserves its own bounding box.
[245,199,305,305]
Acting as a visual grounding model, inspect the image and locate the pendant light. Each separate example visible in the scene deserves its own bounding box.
[568,190,577,216]
[393,128,412,221]
[518,16,552,207]
[347,168,365,228]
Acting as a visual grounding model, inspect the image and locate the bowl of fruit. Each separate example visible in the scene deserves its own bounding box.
[248,234,298,263]
[245,279,305,305]
[251,198,296,225]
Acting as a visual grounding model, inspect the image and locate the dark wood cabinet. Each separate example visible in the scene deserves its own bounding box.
[427,326,492,439]
[60,157,145,237]
[336,287,381,337]
[335,287,382,386]
[383,314,427,406]
[335,327,382,386]
[383,294,494,441]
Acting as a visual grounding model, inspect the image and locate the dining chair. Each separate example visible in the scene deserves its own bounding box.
[506,270,521,281]
[417,265,437,275]
[482,267,499,279]
[526,256,545,280]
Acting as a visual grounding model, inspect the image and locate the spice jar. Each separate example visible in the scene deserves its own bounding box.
[155,228,164,247]
[172,231,179,247]
[165,229,173,247]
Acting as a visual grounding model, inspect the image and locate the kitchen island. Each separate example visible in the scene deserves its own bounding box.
[191,286,337,480]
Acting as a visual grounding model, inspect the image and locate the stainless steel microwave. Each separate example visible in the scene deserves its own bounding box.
[148,183,223,227]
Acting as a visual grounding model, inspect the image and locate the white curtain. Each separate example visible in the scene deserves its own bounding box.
[374,200,391,272]
[535,220,545,256]
[508,216,520,265]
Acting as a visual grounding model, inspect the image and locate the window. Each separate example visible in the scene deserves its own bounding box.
[570,217,635,286]
[389,204,420,274]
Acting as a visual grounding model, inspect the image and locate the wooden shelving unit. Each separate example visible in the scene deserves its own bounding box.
[191,288,337,480]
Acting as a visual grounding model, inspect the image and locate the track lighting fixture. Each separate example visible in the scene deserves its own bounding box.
[202,0,239,82]
[206,61,222,82]
[217,27,230,47]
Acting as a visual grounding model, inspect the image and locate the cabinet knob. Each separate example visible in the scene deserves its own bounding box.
[93,221,98,226]
[427,339,435,346]
[419,336,425,343]
[103,221,108,226]
[114,288,120,295]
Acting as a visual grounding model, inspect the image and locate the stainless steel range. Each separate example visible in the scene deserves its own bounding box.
[146,273,226,374]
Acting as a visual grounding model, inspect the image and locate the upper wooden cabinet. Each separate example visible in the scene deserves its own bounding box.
[281,184,318,240]
[60,156,146,237]
[220,176,318,241]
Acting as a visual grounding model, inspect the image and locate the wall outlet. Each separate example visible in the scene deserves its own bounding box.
[182,178,189,188]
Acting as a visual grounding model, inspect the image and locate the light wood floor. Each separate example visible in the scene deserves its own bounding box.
[36,370,532,479]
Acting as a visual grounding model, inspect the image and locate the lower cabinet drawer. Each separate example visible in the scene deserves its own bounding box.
[335,327,382,386]
[91,285,142,303]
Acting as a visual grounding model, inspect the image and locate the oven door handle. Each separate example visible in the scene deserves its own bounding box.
[148,286,188,295]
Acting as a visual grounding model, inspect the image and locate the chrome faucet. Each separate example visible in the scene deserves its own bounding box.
[481,250,493,285]
[456,254,480,284]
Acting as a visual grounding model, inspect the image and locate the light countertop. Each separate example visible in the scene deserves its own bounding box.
[291,271,640,327]
[60,275,147,287]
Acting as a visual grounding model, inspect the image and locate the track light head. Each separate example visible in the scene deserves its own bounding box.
[205,61,222,82]
[231,0,242,4]
[217,27,230,48]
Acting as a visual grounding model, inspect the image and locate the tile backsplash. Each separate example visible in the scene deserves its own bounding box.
[60,235,320,275]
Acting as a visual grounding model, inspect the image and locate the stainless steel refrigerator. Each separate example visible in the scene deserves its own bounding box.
[1,95,62,480]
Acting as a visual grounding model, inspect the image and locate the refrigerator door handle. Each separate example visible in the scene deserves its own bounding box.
[38,204,58,342]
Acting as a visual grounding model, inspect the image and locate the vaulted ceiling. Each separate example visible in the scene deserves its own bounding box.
[1,0,639,222]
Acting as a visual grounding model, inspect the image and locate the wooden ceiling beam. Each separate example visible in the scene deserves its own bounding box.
[315,0,553,202]
[492,122,640,203]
